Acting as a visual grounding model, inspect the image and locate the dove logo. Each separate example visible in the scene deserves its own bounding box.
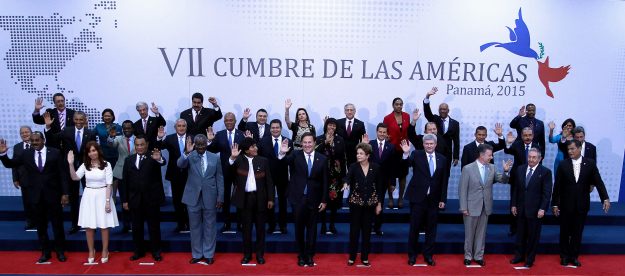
[480,8,571,98]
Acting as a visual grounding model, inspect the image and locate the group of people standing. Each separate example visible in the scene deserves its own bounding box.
[0,87,611,269]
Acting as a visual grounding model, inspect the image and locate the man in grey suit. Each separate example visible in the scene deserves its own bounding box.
[178,134,224,265]
[107,120,135,233]
[459,144,512,266]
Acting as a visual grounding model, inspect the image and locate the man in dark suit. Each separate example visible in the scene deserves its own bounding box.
[367,123,394,235]
[11,126,35,230]
[336,103,366,166]
[44,111,97,234]
[461,125,506,169]
[133,101,166,150]
[552,140,610,267]
[510,148,553,268]
[122,135,167,262]
[423,87,460,169]
[400,134,448,266]
[31,93,75,148]
[237,108,270,143]
[229,137,275,265]
[278,133,328,267]
[504,127,541,236]
[408,121,449,159]
[509,104,545,157]
[0,132,69,263]
[207,112,245,233]
[558,126,597,162]
[258,119,292,234]
[180,93,223,136]
[156,119,190,233]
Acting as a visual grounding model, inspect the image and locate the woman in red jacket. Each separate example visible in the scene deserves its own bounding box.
[382,97,410,209]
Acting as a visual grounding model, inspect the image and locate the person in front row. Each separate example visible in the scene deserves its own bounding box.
[178,134,224,265]
[278,133,328,267]
[122,135,166,262]
[342,143,382,266]
[459,144,512,267]
[229,137,275,265]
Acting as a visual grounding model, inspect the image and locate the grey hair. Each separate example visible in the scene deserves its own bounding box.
[528,147,542,158]
[175,118,187,126]
[572,126,585,136]
[423,133,437,143]
[194,134,208,144]
[344,103,356,110]
[521,127,533,134]
[136,101,148,110]
[19,125,32,132]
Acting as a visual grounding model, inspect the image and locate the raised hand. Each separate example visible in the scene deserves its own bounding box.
[493,122,503,137]
[285,98,292,110]
[411,108,421,123]
[280,138,291,154]
[361,133,369,143]
[548,121,555,130]
[0,139,8,154]
[341,183,349,192]
[242,107,251,120]
[157,125,166,139]
[208,97,218,107]
[400,139,410,153]
[323,115,329,124]
[244,130,253,139]
[150,102,160,115]
[151,148,162,161]
[325,131,334,145]
[230,143,241,159]
[506,131,516,144]
[518,105,526,117]
[503,159,513,172]
[206,127,215,141]
[34,97,45,112]
[185,136,194,154]
[67,150,75,164]
[108,126,117,137]
[43,112,55,128]
[425,87,438,98]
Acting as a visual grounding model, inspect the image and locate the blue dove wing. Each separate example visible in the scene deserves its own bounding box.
[513,8,531,47]
[506,26,517,41]
[480,42,501,52]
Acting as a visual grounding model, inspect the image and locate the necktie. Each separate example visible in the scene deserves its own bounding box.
[428,154,435,176]
[193,111,198,122]
[228,131,233,148]
[442,118,447,133]
[37,151,43,172]
[75,130,82,151]
[274,138,279,157]
[178,136,185,155]
[482,165,488,184]
[25,143,30,150]
[259,125,264,139]
[138,155,144,169]
[126,137,131,153]
[305,154,312,195]
[142,119,147,133]
[525,144,529,161]
[59,112,65,130]
[378,141,383,159]
[528,119,534,130]
[200,154,205,175]
[347,120,352,136]
[525,167,534,188]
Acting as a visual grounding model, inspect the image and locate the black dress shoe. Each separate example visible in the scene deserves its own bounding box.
[241,256,251,264]
[189,257,203,264]
[220,225,232,233]
[152,253,162,262]
[475,259,485,266]
[280,228,288,234]
[464,259,471,265]
[307,257,315,266]
[257,256,265,265]
[329,224,337,234]
[408,257,416,266]
[121,226,130,234]
[361,260,370,266]
[510,257,524,264]
[267,227,276,234]
[348,259,355,266]
[320,224,327,235]
[129,253,145,261]
[206,258,215,264]
[571,258,581,267]
[424,256,435,266]
[38,253,51,263]
[374,229,384,236]
[56,252,67,262]
[24,223,35,230]
[560,257,569,266]
[524,261,533,268]
[68,226,80,234]
[297,257,306,267]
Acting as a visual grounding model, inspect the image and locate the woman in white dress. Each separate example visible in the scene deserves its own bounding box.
[68,141,119,264]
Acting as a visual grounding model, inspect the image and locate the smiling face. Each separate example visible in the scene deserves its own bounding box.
[475,129,487,143]
[478,149,493,164]
[224,113,236,130]
[175,120,187,135]
[191,97,203,112]
[137,105,148,119]
[376,126,388,141]
[102,111,113,124]
[526,104,536,119]
[301,135,314,154]
[74,114,86,129]
[19,127,32,143]
[296,109,308,123]
[423,139,437,154]
[53,94,66,111]
[438,103,449,118]
[256,111,268,125]
[245,144,258,157]
[393,99,403,113]
[30,133,44,151]
[344,104,356,119]
[134,137,147,155]
[87,145,99,161]
[270,122,282,138]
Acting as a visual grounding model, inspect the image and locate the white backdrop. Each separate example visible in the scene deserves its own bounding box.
[1,0,624,201]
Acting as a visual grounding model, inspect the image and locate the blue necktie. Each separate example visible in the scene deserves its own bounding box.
[305,154,312,195]
[178,136,185,155]
[274,138,279,157]
[525,144,529,161]
[75,130,82,151]
[428,154,435,177]
[525,168,533,188]
[482,165,488,184]
[228,131,233,149]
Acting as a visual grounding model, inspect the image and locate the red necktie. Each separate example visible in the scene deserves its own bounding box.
[347,121,352,136]
[379,142,383,159]
[126,137,131,153]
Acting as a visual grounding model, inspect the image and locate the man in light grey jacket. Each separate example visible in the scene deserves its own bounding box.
[459,144,512,266]
[178,134,224,265]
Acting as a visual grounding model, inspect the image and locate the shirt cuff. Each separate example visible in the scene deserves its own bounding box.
[402,152,409,159]
[228,158,235,165]
[423,98,430,104]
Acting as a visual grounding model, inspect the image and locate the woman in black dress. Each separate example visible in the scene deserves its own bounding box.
[342,143,382,266]
[316,118,346,235]
[285,99,316,150]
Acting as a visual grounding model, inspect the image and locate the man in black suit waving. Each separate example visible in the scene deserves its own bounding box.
[122,135,167,262]
[423,87,460,169]
[336,103,366,166]
[278,133,328,267]
[461,125,506,169]
[238,108,270,143]
[180,93,223,136]
[133,101,166,150]
[0,132,69,263]
[510,148,552,268]
[32,94,75,147]
[11,126,35,230]
[400,134,448,266]
[509,104,545,157]
[156,119,190,233]
[44,111,97,234]
[552,140,610,267]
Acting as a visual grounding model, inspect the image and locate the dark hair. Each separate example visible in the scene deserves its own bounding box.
[301,132,316,142]
[392,97,403,105]
[135,134,147,142]
[424,121,437,132]
[572,126,585,136]
[239,137,256,154]
[562,118,576,129]
[256,108,268,115]
[102,108,116,122]
[323,117,337,134]
[477,143,493,154]
[294,108,311,125]
[31,131,45,141]
[475,126,487,133]
[376,123,388,132]
[83,141,106,171]
[526,103,536,109]
[356,142,373,155]
[122,119,133,126]
[52,92,65,101]
[269,119,282,128]
[566,139,582,148]
[191,92,204,102]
